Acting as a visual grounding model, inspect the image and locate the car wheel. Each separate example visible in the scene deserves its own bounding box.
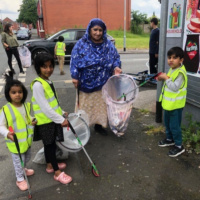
[32,49,47,60]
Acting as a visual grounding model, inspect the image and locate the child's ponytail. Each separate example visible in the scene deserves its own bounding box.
[4,70,14,84]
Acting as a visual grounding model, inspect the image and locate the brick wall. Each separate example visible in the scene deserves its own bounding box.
[41,0,131,35]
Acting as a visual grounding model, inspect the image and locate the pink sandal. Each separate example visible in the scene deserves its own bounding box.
[54,172,72,184]
[46,163,66,173]
[16,180,28,191]
[25,168,34,176]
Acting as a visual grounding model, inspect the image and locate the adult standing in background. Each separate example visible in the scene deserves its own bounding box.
[1,23,24,74]
[149,18,159,74]
[70,18,121,136]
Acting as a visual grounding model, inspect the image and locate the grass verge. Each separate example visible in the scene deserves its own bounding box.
[145,125,165,135]
[107,30,150,49]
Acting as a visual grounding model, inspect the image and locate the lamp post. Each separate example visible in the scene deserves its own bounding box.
[123,0,126,52]
[0,10,3,31]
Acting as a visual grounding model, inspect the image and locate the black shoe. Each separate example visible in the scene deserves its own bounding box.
[11,69,16,74]
[158,138,175,147]
[94,124,108,136]
[20,71,25,74]
[168,146,185,157]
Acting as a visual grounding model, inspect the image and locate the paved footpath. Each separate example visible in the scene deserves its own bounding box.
[0,55,200,200]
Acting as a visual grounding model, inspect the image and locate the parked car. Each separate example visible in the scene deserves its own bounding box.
[17,29,31,40]
[23,29,115,60]
[13,30,17,34]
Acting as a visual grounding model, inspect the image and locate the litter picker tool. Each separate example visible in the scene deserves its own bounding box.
[9,127,32,199]
[117,72,162,101]
[67,121,100,177]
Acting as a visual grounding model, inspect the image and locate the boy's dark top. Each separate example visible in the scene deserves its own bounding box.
[149,28,159,54]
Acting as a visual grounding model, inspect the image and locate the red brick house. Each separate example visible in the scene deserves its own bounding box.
[37,0,131,38]
[1,17,32,31]
[1,17,18,30]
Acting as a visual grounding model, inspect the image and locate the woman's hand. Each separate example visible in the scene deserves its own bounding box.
[114,67,122,75]
[72,79,79,88]
[7,132,14,141]
[63,112,68,118]
[61,119,69,127]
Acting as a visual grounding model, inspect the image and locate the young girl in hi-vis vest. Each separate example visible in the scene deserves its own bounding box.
[31,53,72,185]
[0,71,37,191]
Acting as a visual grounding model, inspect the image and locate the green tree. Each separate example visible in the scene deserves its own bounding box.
[131,10,149,34]
[18,0,37,28]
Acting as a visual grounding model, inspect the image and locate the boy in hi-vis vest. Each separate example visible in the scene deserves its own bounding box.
[157,47,188,157]
[54,36,66,75]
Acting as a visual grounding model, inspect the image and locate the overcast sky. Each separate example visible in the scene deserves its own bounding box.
[0,0,161,21]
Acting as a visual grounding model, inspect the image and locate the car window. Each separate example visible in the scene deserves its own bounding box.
[17,30,28,34]
[60,31,76,40]
[77,31,85,40]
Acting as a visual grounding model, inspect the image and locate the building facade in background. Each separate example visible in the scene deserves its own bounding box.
[0,17,32,31]
[37,0,131,38]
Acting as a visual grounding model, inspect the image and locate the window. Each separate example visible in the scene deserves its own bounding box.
[60,31,76,40]
[76,31,85,40]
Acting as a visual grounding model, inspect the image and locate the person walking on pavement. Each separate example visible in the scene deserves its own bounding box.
[1,23,24,74]
[70,18,121,136]
[31,53,72,184]
[0,71,36,191]
[54,36,66,75]
[157,47,187,157]
[149,18,159,74]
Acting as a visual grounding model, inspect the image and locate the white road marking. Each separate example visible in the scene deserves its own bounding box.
[0,79,5,84]
[0,86,3,93]
[19,73,26,76]
[121,58,149,61]
[0,59,29,93]
[64,80,72,83]
[18,78,25,82]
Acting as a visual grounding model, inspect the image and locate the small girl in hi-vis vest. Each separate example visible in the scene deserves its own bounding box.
[0,71,37,191]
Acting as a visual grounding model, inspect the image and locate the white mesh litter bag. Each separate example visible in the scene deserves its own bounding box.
[18,46,31,68]
[102,74,139,137]
[56,112,90,152]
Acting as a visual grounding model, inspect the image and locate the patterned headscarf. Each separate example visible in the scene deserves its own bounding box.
[70,18,121,93]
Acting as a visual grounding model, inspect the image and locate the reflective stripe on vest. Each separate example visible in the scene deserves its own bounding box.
[159,65,188,111]
[34,104,59,114]
[56,42,65,56]
[30,77,62,125]
[3,103,33,154]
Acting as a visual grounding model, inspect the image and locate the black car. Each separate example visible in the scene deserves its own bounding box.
[23,29,115,60]
[17,29,31,40]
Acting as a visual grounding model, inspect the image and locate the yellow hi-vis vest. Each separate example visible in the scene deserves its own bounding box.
[2,102,33,154]
[159,65,188,111]
[56,42,65,56]
[30,77,62,125]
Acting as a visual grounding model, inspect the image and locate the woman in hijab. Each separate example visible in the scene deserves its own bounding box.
[70,18,121,136]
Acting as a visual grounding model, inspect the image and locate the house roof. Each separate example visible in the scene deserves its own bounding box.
[3,17,14,23]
